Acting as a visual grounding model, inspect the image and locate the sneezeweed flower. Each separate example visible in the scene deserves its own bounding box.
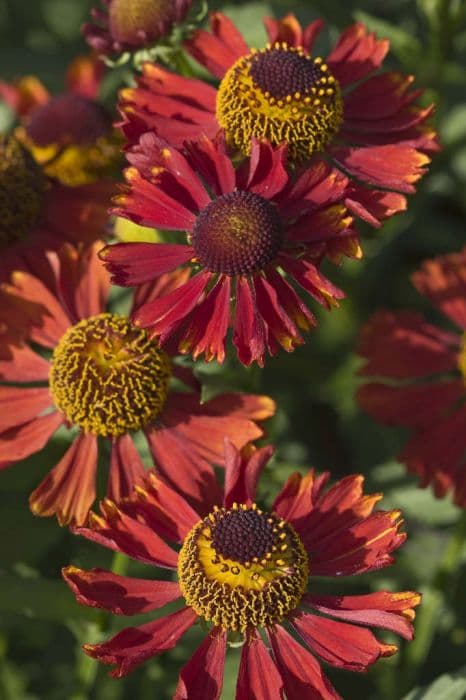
[0,133,112,283]
[83,0,193,59]
[0,54,121,187]
[0,242,274,525]
[100,133,358,366]
[357,247,466,506]
[120,12,438,221]
[63,442,420,697]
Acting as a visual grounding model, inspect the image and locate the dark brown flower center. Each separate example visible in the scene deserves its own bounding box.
[212,508,275,563]
[0,135,46,247]
[192,190,283,276]
[250,49,325,100]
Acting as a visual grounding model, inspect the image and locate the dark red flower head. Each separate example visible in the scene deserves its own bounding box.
[63,442,420,697]
[83,0,193,57]
[357,246,466,506]
[119,12,438,225]
[100,133,358,366]
[0,242,275,525]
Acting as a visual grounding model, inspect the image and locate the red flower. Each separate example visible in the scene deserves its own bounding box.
[0,242,274,525]
[357,247,466,506]
[0,55,118,282]
[119,12,438,224]
[100,134,357,365]
[83,0,193,57]
[63,442,420,697]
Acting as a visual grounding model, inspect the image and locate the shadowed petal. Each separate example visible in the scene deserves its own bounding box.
[174,630,226,700]
[236,630,284,700]
[100,242,193,287]
[108,434,148,501]
[0,411,63,465]
[327,23,389,88]
[63,566,181,615]
[412,247,466,329]
[0,386,53,432]
[224,441,274,508]
[83,607,197,678]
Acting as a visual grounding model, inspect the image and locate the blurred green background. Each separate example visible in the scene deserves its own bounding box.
[1,0,466,698]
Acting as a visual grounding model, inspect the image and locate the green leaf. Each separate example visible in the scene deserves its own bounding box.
[219,2,272,48]
[402,667,466,699]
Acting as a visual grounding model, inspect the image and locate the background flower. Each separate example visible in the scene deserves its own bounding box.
[64,442,419,698]
[357,247,466,506]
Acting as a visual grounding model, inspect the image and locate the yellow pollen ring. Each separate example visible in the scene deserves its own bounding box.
[178,503,309,632]
[49,312,171,437]
[216,45,343,161]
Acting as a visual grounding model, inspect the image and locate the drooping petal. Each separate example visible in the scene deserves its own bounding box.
[279,256,345,309]
[302,591,421,641]
[29,432,98,526]
[0,386,53,432]
[331,144,430,193]
[108,434,148,501]
[100,242,194,287]
[268,625,341,700]
[178,276,231,363]
[291,611,396,672]
[246,139,289,200]
[75,499,179,569]
[236,631,284,700]
[0,411,63,465]
[174,630,227,700]
[412,247,466,330]
[185,135,236,197]
[253,274,304,353]
[83,607,197,678]
[63,566,181,616]
[264,269,316,333]
[232,276,267,367]
[224,441,274,509]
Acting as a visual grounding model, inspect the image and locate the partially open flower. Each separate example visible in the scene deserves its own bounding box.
[100,133,358,366]
[63,443,420,697]
[0,54,121,187]
[83,0,193,57]
[357,247,466,506]
[0,242,274,525]
[120,12,438,226]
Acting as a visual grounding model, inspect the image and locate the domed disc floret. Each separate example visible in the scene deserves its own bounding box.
[178,503,309,633]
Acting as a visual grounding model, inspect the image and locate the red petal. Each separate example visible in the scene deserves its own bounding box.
[357,381,464,429]
[246,139,289,199]
[29,432,97,526]
[332,144,430,193]
[84,607,197,678]
[108,434,147,501]
[273,470,320,530]
[75,499,179,569]
[224,441,274,508]
[63,566,181,615]
[327,23,389,88]
[0,386,52,432]
[232,276,266,367]
[264,14,304,47]
[268,625,341,700]
[291,611,395,671]
[66,54,105,99]
[0,411,62,465]
[253,274,303,353]
[412,247,466,329]
[264,269,316,332]
[236,631,284,700]
[100,242,193,287]
[186,13,248,79]
[345,186,407,228]
[51,242,109,323]
[132,272,211,342]
[129,471,200,543]
[185,135,236,197]
[0,344,51,382]
[174,630,226,700]
[279,256,345,308]
[178,276,231,363]
[303,591,421,640]
[357,310,458,378]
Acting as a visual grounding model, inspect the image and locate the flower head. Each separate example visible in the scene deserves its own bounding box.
[83,0,193,57]
[63,443,420,696]
[357,247,466,506]
[100,133,357,365]
[120,12,438,222]
[0,242,274,525]
[0,54,121,187]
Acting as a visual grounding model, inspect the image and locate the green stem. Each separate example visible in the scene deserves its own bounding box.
[399,510,466,695]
